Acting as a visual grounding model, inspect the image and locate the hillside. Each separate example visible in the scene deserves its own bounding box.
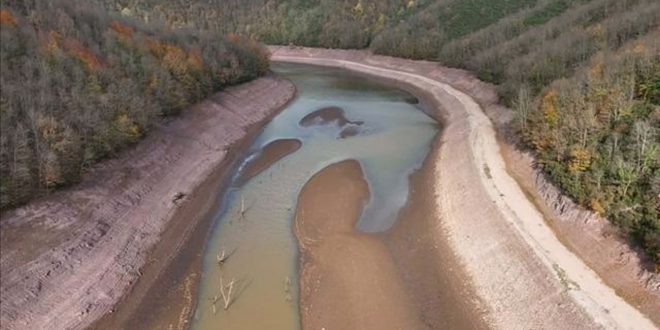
[96,0,659,99]
[101,0,659,261]
[0,0,269,210]
[2,0,657,260]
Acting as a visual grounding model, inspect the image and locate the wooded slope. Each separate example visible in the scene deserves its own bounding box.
[0,0,269,209]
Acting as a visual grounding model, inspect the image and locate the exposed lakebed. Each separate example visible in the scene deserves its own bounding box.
[191,63,439,329]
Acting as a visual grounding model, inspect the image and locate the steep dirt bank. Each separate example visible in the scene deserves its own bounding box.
[271,47,658,329]
[501,144,660,325]
[294,160,426,330]
[0,75,296,330]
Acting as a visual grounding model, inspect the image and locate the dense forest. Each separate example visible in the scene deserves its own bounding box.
[100,0,659,261]
[95,0,659,103]
[0,0,270,210]
[521,36,659,262]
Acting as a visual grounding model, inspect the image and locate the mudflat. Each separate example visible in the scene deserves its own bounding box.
[294,160,426,330]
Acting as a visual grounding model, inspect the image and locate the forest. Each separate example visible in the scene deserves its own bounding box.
[0,0,269,210]
[521,36,659,262]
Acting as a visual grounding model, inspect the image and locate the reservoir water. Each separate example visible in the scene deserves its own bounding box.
[191,63,439,329]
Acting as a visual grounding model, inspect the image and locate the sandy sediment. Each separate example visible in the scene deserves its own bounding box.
[236,138,302,186]
[294,160,426,330]
[0,75,295,330]
[271,47,658,330]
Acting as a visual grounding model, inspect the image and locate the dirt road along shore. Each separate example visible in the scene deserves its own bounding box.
[0,75,295,330]
[271,47,658,330]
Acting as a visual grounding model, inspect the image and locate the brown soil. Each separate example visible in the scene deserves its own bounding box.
[385,136,489,330]
[294,160,427,330]
[0,75,296,330]
[299,106,363,127]
[236,138,302,186]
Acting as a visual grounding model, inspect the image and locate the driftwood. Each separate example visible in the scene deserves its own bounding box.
[238,195,248,221]
[216,247,236,265]
[211,276,235,312]
[209,276,252,314]
[218,277,235,310]
[284,276,293,302]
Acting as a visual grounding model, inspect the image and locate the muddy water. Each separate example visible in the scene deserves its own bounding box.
[191,63,438,330]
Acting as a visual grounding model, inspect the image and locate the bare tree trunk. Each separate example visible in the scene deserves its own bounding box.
[220,277,235,310]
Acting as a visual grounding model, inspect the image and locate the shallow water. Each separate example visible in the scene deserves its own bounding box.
[191,63,439,330]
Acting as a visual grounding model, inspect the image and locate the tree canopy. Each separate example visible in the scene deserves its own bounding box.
[0,0,270,209]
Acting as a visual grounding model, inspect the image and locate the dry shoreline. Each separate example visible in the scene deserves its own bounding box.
[271,47,658,329]
[0,75,296,330]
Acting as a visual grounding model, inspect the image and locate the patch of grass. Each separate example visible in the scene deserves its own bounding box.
[483,164,492,179]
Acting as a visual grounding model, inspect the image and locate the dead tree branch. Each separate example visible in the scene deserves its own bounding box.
[217,247,236,265]
[219,276,235,310]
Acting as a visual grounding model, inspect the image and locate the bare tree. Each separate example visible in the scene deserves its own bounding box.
[514,85,532,132]
[633,120,654,172]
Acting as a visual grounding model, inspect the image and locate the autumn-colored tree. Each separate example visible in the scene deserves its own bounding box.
[64,39,104,71]
[541,90,559,127]
[110,20,134,38]
[568,147,591,173]
[589,198,605,215]
[0,0,271,210]
[0,9,17,26]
